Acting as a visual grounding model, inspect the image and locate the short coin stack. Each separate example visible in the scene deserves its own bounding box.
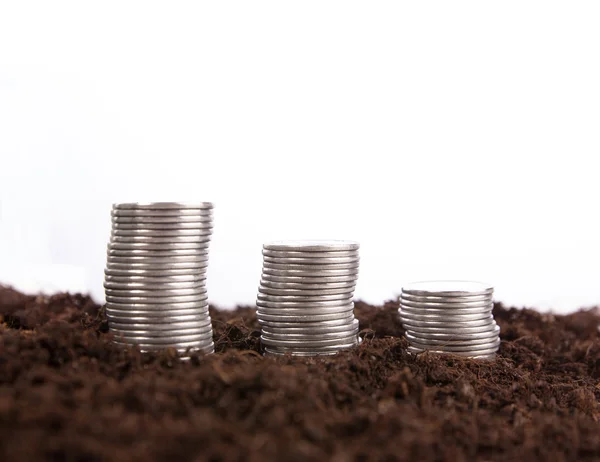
[257,240,361,356]
[398,281,500,359]
[104,202,215,355]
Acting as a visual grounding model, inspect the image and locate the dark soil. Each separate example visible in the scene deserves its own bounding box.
[1,285,600,462]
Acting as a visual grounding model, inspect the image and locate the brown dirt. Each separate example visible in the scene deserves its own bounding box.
[1,284,600,462]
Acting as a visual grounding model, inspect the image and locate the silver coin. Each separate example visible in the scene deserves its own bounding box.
[106,312,210,324]
[399,312,493,324]
[257,292,354,303]
[256,305,354,316]
[407,342,500,354]
[260,274,358,284]
[112,221,214,230]
[261,330,358,342]
[406,330,500,344]
[399,304,493,316]
[110,235,212,245]
[408,345,499,358]
[105,292,208,304]
[257,298,354,308]
[113,338,214,350]
[407,336,500,349]
[402,281,493,297]
[400,292,493,304]
[105,305,209,317]
[110,326,213,337]
[261,320,359,336]
[262,333,358,343]
[399,309,493,321]
[105,299,209,310]
[262,261,360,271]
[104,280,206,291]
[106,299,209,310]
[105,267,206,277]
[112,336,214,348]
[399,305,493,317]
[256,310,354,322]
[263,240,359,252]
[108,241,211,250]
[105,273,205,283]
[263,254,360,265]
[264,348,342,357]
[111,227,213,237]
[261,333,358,348]
[105,303,210,314]
[104,276,206,285]
[105,296,209,307]
[265,340,360,356]
[112,208,213,217]
[109,319,212,331]
[399,311,492,322]
[106,257,209,267]
[104,286,207,297]
[256,304,355,315]
[407,346,498,358]
[114,343,215,353]
[113,202,213,210]
[262,326,359,339]
[400,297,493,310]
[106,314,210,324]
[107,255,209,264]
[114,330,213,341]
[107,251,210,261]
[114,344,215,355]
[106,252,210,261]
[404,322,498,335]
[259,279,356,290]
[111,330,213,343]
[399,315,494,329]
[262,256,360,266]
[405,326,500,341]
[107,316,210,326]
[258,285,354,297]
[111,213,213,223]
[104,282,208,293]
[106,263,209,273]
[258,317,355,328]
[107,252,209,261]
[117,345,216,355]
[261,268,359,278]
[262,249,359,259]
[407,337,500,351]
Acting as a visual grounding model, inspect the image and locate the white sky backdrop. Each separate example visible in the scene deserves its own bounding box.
[0,1,599,312]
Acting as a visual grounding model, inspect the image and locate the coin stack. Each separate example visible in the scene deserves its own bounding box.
[398,281,500,359]
[257,240,361,357]
[104,202,215,355]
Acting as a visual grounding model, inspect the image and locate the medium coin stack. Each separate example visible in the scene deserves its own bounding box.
[398,281,500,359]
[257,240,361,357]
[104,202,215,355]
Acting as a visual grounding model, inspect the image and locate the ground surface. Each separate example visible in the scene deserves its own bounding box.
[1,285,600,461]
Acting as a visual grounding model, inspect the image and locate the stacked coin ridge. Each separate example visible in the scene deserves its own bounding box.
[257,240,361,356]
[104,202,215,354]
[398,281,499,359]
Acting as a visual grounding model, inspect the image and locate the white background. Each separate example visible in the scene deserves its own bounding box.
[0,1,599,312]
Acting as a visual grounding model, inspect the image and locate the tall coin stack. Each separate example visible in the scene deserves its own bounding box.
[257,241,361,357]
[104,202,215,355]
[398,281,500,359]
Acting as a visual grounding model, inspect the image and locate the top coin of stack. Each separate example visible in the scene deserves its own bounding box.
[104,202,215,355]
[257,240,361,357]
[398,281,499,360]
